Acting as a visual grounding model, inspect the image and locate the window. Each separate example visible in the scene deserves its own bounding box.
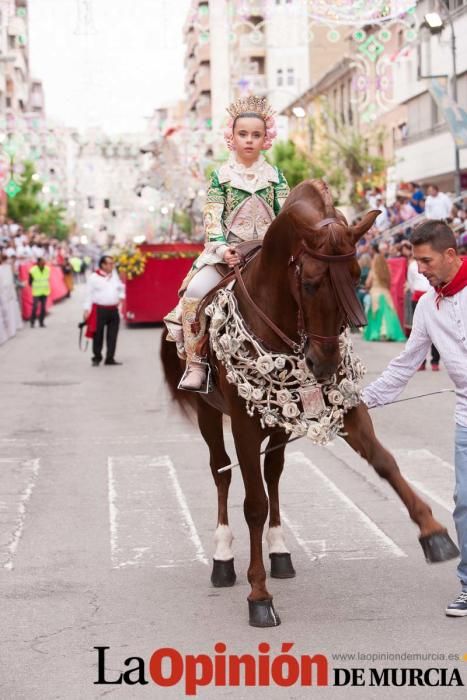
[287,67,294,86]
[276,68,283,86]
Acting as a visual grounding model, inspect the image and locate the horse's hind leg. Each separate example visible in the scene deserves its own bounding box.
[264,432,296,579]
[197,400,236,586]
[343,404,459,563]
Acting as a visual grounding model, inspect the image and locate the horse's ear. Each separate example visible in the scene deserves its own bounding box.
[350,210,380,244]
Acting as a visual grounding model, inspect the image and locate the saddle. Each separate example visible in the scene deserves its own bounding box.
[194,241,263,330]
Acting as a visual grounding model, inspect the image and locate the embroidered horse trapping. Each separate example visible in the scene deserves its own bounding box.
[205,289,366,446]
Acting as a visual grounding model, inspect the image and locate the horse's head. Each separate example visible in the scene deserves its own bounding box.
[283,182,379,381]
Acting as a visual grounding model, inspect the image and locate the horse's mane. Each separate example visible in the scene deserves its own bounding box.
[264,179,350,254]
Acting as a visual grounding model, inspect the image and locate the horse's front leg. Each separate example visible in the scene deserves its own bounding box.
[264,431,296,579]
[231,412,281,627]
[197,399,236,587]
[343,403,459,563]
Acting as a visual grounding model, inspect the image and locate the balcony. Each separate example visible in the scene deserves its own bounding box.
[238,31,266,57]
[196,99,212,122]
[194,66,210,93]
[395,123,449,148]
[195,41,210,63]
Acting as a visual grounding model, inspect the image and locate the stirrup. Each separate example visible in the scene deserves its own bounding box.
[178,361,212,394]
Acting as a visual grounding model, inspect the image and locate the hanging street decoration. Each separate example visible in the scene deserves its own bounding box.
[186,0,418,122]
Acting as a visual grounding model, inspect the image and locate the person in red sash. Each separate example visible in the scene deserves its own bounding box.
[83,255,125,366]
[362,220,467,617]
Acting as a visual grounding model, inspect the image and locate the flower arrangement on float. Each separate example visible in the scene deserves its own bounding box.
[115,246,201,280]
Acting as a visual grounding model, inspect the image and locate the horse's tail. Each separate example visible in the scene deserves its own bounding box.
[159,329,197,418]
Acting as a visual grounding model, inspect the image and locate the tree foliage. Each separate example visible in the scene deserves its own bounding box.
[7,161,70,240]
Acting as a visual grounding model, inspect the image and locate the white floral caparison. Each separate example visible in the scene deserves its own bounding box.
[205,288,366,446]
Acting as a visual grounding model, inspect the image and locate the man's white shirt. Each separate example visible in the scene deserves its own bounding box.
[362,286,467,427]
[84,270,125,312]
[425,193,452,220]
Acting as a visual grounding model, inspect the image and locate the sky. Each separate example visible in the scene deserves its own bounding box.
[28,0,191,134]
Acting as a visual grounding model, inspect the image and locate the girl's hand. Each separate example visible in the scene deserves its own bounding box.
[223,247,241,268]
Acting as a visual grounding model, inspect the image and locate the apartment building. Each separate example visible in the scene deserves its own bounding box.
[391,0,467,191]
[183,0,310,136]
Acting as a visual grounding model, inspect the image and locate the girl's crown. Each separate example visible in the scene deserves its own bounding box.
[226,95,275,122]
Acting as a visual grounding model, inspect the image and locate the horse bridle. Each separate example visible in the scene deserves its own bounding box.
[234,216,366,354]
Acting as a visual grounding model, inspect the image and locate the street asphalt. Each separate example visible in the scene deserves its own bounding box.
[0,285,466,699]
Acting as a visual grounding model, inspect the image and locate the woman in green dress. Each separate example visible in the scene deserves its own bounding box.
[363,253,406,342]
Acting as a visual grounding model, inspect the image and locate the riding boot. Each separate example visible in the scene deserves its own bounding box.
[179,296,207,391]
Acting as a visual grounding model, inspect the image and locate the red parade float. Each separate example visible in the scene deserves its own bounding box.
[122,243,203,324]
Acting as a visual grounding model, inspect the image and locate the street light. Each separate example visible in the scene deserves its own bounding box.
[424,12,443,32]
[292,106,306,118]
[423,6,461,196]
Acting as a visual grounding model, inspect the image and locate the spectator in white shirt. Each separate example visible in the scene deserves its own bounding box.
[83,255,125,366]
[362,220,467,617]
[425,185,452,220]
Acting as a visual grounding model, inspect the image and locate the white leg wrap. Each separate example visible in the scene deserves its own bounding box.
[266,525,290,554]
[213,524,234,561]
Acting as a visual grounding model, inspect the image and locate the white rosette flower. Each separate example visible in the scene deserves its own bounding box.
[277,389,292,406]
[327,389,344,406]
[256,355,275,375]
[307,422,325,443]
[297,359,307,371]
[226,371,236,384]
[339,378,355,398]
[238,383,252,401]
[252,388,264,402]
[219,334,232,354]
[263,412,278,427]
[293,369,306,383]
[274,356,286,370]
[282,402,300,419]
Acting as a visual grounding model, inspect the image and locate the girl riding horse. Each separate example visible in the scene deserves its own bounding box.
[164,95,289,391]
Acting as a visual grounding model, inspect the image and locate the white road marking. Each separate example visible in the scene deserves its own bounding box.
[165,456,209,566]
[393,448,455,513]
[107,455,208,569]
[0,458,40,570]
[282,452,406,560]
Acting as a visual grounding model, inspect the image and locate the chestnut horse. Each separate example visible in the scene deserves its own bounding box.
[160,179,458,627]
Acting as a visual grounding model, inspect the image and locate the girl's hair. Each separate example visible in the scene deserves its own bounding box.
[224,112,277,151]
[373,253,391,289]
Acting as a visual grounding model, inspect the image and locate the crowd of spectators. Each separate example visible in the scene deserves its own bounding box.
[355,182,467,347]
[362,182,467,252]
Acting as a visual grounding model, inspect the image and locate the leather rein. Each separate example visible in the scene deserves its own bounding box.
[233,216,365,354]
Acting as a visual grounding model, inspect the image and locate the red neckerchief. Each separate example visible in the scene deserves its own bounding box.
[96,269,111,280]
[435,258,467,308]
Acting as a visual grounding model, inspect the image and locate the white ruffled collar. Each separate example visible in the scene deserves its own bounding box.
[217,154,279,189]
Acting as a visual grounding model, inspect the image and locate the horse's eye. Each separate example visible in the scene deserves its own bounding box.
[303,280,318,296]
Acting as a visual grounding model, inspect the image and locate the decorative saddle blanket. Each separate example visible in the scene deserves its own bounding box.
[205,288,366,446]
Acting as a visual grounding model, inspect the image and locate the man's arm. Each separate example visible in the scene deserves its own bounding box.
[361,303,431,408]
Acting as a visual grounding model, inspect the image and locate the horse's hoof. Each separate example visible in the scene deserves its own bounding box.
[419,532,460,563]
[270,553,296,579]
[211,558,236,587]
[248,599,281,627]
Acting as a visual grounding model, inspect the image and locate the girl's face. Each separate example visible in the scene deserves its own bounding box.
[232,116,266,163]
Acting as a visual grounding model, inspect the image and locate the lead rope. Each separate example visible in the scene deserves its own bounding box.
[217,388,455,473]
